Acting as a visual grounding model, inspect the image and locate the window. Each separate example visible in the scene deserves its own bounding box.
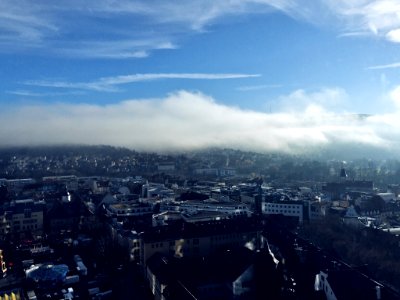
[24,209,32,218]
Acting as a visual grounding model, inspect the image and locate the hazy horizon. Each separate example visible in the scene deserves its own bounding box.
[1,89,399,159]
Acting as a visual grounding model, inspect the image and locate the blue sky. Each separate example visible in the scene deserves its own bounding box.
[2,0,400,154]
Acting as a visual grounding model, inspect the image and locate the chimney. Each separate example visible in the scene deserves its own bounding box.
[376,286,381,300]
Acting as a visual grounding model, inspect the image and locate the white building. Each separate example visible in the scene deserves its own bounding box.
[262,201,304,223]
[180,199,251,217]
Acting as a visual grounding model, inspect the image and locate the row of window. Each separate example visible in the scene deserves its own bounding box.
[266,209,301,214]
[150,238,201,249]
[182,205,247,210]
[23,219,38,224]
[211,234,244,242]
[148,234,250,249]
[116,208,152,214]
[12,213,40,220]
[14,224,38,230]
[266,204,301,209]
[13,219,38,225]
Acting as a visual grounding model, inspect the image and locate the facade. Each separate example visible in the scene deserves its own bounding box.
[102,218,261,266]
[6,178,36,194]
[91,180,110,194]
[42,175,79,191]
[139,219,260,266]
[314,271,337,300]
[146,254,169,300]
[262,201,305,223]
[309,201,328,220]
[0,199,44,239]
[232,264,253,297]
[145,246,281,300]
[315,270,385,300]
[323,180,374,199]
[105,201,153,218]
[180,200,251,217]
[181,210,234,223]
[47,198,98,235]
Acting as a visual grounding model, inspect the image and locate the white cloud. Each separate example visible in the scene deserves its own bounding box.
[389,85,400,109]
[24,73,261,92]
[54,40,177,59]
[6,90,85,97]
[2,0,400,58]
[273,87,348,112]
[337,31,371,38]
[0,89,399,155]
[89,0,296,30]
[0,0,58,47]
[0,0,296,57]
[367,62,400,70]
[325,0,400,42]
[386,28,400,42]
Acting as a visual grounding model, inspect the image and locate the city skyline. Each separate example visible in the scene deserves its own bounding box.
[1,1,400,154]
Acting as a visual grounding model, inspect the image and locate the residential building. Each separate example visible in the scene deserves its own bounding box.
[0,199,44,239]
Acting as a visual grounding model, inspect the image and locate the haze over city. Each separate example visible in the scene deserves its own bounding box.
[2,0,400,155]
